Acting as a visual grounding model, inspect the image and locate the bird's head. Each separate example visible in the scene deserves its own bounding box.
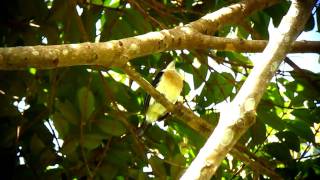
[165,61,176,70]
[164,61,184,81]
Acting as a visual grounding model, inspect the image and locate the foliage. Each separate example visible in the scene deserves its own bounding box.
[0,0,320,179]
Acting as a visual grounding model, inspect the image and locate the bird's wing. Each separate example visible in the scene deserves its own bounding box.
[143,71,164,112]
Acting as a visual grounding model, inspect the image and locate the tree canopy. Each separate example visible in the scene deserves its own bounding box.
[0,0,320,179]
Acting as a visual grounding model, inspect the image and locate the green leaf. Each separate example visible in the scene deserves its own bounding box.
[285,119,315,143]
[250,11,270,39]
[276,131,300,152]
[48,0,68,22]
[263,82,284,106]
[193,65,207,89]
[77,87,95,121]
[128,168,147,180]
[304,16,315,31]
[100,12,122,41]
[51,112,69,138]
[249,119,266,146]
[96,117,126,136]
[39,149,56,167]
[106,149,132,167]
[105,78,140,113]
[97,164,118,180]
[264,142,292,163]
[182,81,191,96]
[146,125,167,143]
[257,107,285,131]
[104,0,120,8]
[123,9,152,34]
[200,72,234,106]
[18,0,49,22]
[168,118,205,149]
[218,25,232,37]
[91,0,103,5]
[179,55,194,75]
[264,1,290,27]
[290,70,320,101]
[56,100,79,125]
[225,51,252,66]
[81,7,102,41]
[170,154,186,179]
[284,81,305,106]
[108,15,134,40]
[61,138,79,156]
[33,122,55,148]
[149,156,167,177]
[236,26,250,39]
[292,109,315,124]
[63,13,81,43]
[0,95,20,118]
[200,111,219,126]
[30,134,46,154]
[310,108,320,123]
[83,134,103,150]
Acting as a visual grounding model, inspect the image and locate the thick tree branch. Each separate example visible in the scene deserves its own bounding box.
[1,37,318,70]
[181,0,315,179]
[0,0,280,70]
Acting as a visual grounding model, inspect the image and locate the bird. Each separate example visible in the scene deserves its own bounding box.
[138,61,184,136]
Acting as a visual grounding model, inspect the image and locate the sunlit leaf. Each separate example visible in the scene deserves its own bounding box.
[258,107,285,131]
[104,0,120,8]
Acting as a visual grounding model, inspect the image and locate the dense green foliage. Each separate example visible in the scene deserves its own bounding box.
[0,0,320,179]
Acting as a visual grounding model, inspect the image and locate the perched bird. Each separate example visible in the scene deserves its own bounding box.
[138,61,184,135]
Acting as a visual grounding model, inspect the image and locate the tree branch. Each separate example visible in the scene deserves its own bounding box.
[181,0,315,179]
[0,0,280,70]
[1,36,318,70]
[195,36,320,53]
[230,148,281,179]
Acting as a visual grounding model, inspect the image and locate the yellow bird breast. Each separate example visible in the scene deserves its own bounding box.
[146,70,183,123]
